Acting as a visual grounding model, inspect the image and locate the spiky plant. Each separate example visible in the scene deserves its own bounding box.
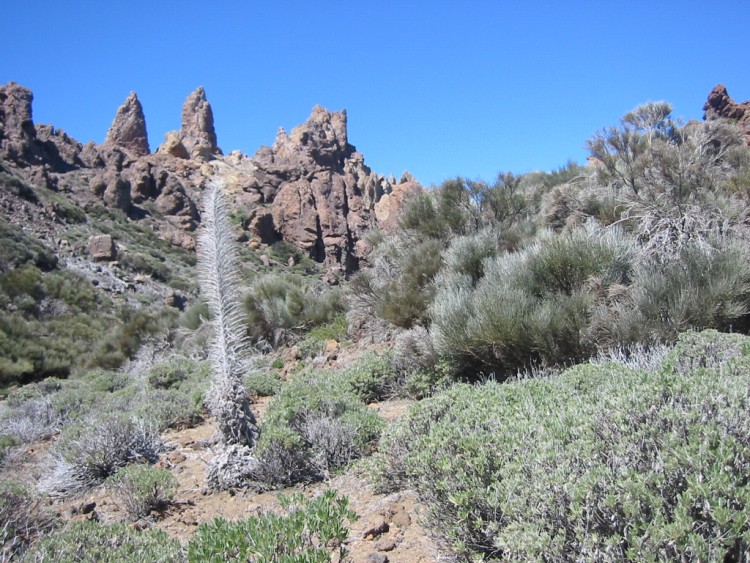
[197,181,258,447]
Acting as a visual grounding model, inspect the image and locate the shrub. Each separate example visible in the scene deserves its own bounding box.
[46,414,163,493]
[245,273,343,344]
[0,480,57,560]
[187,490,355,562]
[335,350,400,403]
[374,330,750,560]
[21,521,182,562]
[243,368,281,397]
[430,225,635,378]
[253,374,383,487]
[0,395,62,443]
[107,464,178,520]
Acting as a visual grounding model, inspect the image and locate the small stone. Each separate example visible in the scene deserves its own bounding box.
[79,501,96,515]
[367,554,388,563]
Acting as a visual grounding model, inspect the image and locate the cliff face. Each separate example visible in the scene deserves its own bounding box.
[0,82,422,273]
[703,84,750,145]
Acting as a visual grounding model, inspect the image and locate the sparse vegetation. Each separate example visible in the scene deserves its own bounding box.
[107,464,178,520]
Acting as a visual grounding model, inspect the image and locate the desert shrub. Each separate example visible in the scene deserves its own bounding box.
[47,414,162,493]
[335,350,400,402]
[187,490,355,563]
[350,237,444,329]
[305,312,348,342]
[0,395,62,443]
[0,480,57,560]
[374,330,750,560]
[630,241,750,339]
[0,218,56,273]
[245,273,344,344]
[107,464,178,520]
[21,521,182,562]
[119,252,171,283]
[89,307,177,370]
[430,225,635,378]
[253,374,383,487]
[0,435,19,462]
[136,388,204,431]
[243,368,281,397]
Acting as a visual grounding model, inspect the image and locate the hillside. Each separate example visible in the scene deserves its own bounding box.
[2,84,750,561]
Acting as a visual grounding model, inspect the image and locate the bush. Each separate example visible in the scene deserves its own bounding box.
[187,490,355,562]
[0,480,57,560]
[46,414,163,493]
[243,369,281,397]
[430,225,635,378]
[245,273,344,345]
[21,521,182,562]
[253,374,383,487]
[335,350,400,403]
[374,330,750,560]
[107,464,178,520]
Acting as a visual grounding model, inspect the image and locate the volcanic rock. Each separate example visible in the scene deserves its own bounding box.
[103,92,150,157]
[88,234,117,261]
[157,87,220,160]
[703,84,750,145]
[179,86,220,159]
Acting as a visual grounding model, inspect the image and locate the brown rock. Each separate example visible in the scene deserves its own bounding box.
[157,131,190,159]
[704,84,750,145]
[88,234,117,261]
[104,92,150,157]
[0,82,35,140]
[179,86,220,159]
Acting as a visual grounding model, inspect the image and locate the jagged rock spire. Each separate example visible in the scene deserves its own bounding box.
[104,92,150,157]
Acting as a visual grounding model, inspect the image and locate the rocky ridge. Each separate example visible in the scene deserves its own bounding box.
[703,84,750,145]
[0,81,422,273]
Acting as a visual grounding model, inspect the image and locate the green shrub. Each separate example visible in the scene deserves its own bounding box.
[305,313,348,342]
[0,435,18,461]
[254,374,383,486]
[187,490,355,562]
[430,225,634,378]
[335,350,399,403]
[374,330,750,560]
[21,521,182,562]
[243,369,281,397]
[245,273,343,344]
[107,464,178,520]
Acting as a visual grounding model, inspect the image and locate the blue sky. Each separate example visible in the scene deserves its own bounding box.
[3,1,749,187]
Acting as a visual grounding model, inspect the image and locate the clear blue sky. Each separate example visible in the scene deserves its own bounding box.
[3,1,749,187]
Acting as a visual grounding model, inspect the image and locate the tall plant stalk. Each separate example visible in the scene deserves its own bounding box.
[197,181,257,447]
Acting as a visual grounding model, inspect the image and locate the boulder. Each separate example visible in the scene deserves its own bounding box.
[88,234,117,261]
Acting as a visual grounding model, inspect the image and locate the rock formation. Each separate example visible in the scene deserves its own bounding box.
[0,81,422,272]
[703,84,750,145]
[239,105,419,272]
[103,92,150,157]
[158,87,220,160]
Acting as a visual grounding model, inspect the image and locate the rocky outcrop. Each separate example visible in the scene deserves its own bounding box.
[0,81,422,271]
[157,87,220,160]
[240,105,421,273]
[703,84,750,145]
[103,92,150,157]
